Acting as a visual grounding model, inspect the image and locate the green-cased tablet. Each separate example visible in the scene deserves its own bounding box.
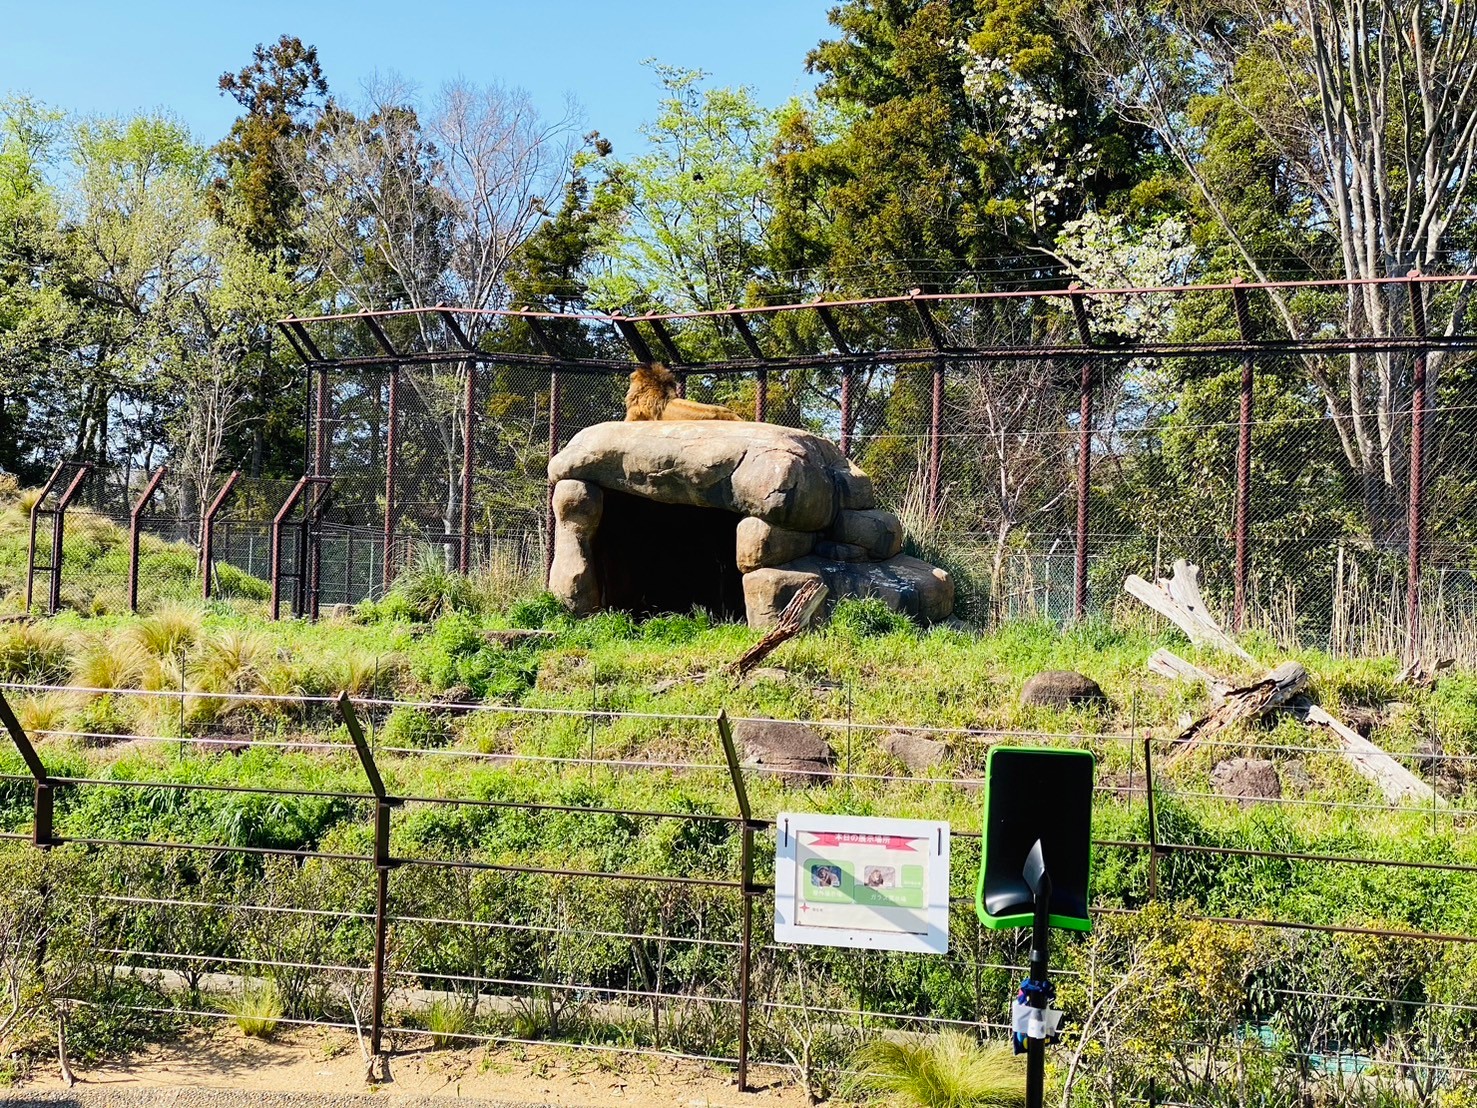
[976,746,1095,931]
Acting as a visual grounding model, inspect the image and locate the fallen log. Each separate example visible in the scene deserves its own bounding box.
[1147,648,1227,705]
[1294,701,1441,806]
[1177,661,1308,746]
[1125,563,1442,807]
[1125,560,1254,663]
[1145,650,1442,807]
[734,580,828,677]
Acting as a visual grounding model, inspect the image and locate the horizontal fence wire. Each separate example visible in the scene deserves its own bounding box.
[0,672,1473,1096]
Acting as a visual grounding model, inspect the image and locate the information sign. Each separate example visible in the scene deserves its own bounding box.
[774,812,950,954]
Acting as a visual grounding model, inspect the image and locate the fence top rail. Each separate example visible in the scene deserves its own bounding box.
[281,272,1474,328]
[276,273,1477,370]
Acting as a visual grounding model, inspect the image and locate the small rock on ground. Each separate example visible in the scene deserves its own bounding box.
[732,717,835,784]
[1210,757,1281,806]
[880,730,950,775]
[1020,670,1106,707]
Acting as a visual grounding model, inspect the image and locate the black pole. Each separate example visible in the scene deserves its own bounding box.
[1023,840,1053,1108]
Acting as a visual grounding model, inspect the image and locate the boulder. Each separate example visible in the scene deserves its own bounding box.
[546,421,954,627]
[836,462,877,510]
[547,479,603,613]
[735,517,816,573]
[787,553,954,623]
[742,567,826,630]
[830,509,904,560]
[1020,670,1106,707]
[881,730,950,775]
[732,717,835,784]
[1210,758,1281,807]
[813,540,868,562]
[744,666,792,684]
[549,421,846,532]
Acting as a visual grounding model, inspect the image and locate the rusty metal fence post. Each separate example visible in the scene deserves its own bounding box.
[546,369,561,583]
[0,689,54,848]
[270,476,312,620]
[43,464,92,616]
[383,368,400,597]
[200,471,240,602]
[128,466,168,613]
[460,359,476,575]
[929,361,944,519]
[313,367,329,477]
[1069,290,1094,621]
[338,694,400,1060]
[1143,736,1160,900]
[717,711,757,1092]
[1405,273,1429,663]
[1230,280,1255,633]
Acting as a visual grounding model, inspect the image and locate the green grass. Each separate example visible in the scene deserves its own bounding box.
[847,1031,1026,1108]
[220,978,284,1038]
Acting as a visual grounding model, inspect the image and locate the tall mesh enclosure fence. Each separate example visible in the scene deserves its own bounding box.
[5,276,1476,659]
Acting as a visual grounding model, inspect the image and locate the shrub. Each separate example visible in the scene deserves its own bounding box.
[380,706,450,750]
[0,623,71,684]
[507,591,568,629]
[73,640,148,690]
[425,997,473,1048]
[389,547,482,620]
[212,562,271,601]
[846,1031,1025,1108]
[72,693,134,743]
[15,693,69,737]
[198,629,265,693]
[131,604,202,658]
[831,597,915,638]
[221,977,284,1038]
[12,486,43,517]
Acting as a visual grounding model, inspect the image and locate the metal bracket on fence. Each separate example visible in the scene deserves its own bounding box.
[200,471,241,601]
[128,466,169,613]
[0,689,54,849]
[337,693,401,1060]
[717,710,759,1092]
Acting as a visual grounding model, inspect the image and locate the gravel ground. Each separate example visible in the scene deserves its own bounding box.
[0,1093,546,1107]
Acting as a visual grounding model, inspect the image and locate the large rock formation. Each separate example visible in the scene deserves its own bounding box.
[547,421,953,628]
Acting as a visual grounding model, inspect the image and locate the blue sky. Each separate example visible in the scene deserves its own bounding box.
[0,0,834,156]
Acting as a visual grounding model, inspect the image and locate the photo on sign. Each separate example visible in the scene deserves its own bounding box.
[774,812,951,954]
[812,864,843,888]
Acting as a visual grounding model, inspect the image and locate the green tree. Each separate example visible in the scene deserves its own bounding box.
[1064,0,1477,538]
[211,34,329,260]
[0,98,74,481]
[62,113,212,474]
[589,64,778,319]
[767,0,1148,295]
[210,35,331,477]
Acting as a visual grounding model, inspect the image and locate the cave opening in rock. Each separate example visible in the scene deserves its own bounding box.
[592,489,746,620]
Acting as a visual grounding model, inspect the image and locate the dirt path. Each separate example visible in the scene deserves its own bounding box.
[4,1028,811,1108]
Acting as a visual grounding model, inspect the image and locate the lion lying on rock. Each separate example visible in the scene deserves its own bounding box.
[624,363,740,421]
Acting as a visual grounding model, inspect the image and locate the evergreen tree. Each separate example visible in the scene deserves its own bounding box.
[210,35,332,478]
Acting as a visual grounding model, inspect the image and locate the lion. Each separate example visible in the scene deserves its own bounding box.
[624,363,740,421]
